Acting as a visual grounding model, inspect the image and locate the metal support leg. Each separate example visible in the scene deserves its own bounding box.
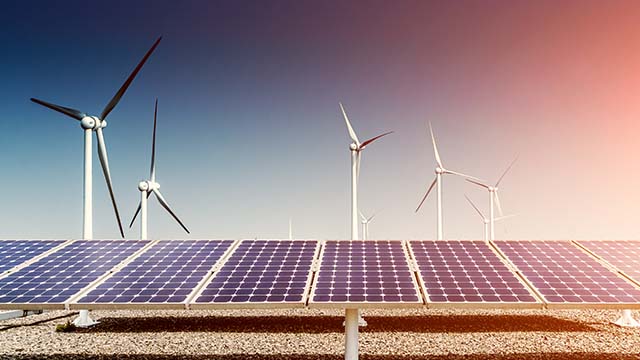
[73,309,98,327]
[345,308,359,360]
[614,309,640,327]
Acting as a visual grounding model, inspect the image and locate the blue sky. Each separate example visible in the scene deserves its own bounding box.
[3,1,640,240]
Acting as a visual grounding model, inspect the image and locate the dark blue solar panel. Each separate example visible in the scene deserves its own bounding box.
[0,240,148,305]
[496,241,640,304]
[579,241,640,284]
[0,240,63,273]
[77,240,233,304]
[194,240,317,305]
[411,240,537,304]
[310,240,421,304]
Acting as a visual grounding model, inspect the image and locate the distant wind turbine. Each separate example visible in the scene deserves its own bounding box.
[129,99,190,240]
[416,122,481,240]
[339,102,392,241]
[465,195,515,242]
[30,36,162,240]
[466,156,518,241]
[359,211,377,240]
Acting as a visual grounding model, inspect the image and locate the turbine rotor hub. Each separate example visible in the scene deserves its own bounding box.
[349,143,358,151]
[138,181,149,191]
[80,116,99,130]
[435,167,443,174]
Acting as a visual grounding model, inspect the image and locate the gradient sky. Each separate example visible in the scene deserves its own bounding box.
[2,0,640,240]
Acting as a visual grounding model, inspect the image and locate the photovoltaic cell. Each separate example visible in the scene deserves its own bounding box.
[193,240,317,305]
[0,240,64,273]
[495,241,640,305]
[76,240,234,306]
[0,240,148,306]
[410,240,537,305]
[578,241,640,284]
[310,240,421,305]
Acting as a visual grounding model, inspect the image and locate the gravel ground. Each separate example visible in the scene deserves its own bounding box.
[1,308,640,359]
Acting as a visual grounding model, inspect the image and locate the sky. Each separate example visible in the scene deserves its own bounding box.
[2,0,640,240]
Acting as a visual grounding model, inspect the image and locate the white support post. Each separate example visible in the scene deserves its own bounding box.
[345,308,359,360]
[82,128,92,240]
[75,128,97,328]
[614,309,640,327]
[141,190,148,240]
[489,191,495,241]
[436,172,442,240]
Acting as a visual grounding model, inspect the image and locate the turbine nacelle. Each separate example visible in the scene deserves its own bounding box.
[435,166,444,175]
[349,143,358,151]
[80,116,107,131]
[138,180,160,192]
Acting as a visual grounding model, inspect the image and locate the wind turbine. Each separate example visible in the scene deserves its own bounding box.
[129,99,190,240]
[359,211,377,240]
[340,102,392,241]
[465,195,515,242]
[30,36,162,240]
[415,122,481,240]
[466,156,518,241]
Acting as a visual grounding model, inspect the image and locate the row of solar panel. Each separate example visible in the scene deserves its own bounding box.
[1,239,640,310]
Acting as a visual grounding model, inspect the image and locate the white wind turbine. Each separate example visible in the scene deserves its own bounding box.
[340,102,392,344]
[129,99,190,240]
[340,102,392,241]
[466,156,518,241]
[30,37,162,240]
[415,123,481,240]
[465,195,515,242]
[359,211,377,240]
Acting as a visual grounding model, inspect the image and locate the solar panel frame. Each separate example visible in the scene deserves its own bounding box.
[575,240,640,288]
[308,240,424,309]
[408,240,542,310]
[0,240,71,275]
[69,239,238,310]
[494,240,640,309]
[0,239,151,310]
[189,239,320,309]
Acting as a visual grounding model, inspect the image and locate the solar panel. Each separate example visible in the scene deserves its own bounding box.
[578,241,640,285]
[309,240,422,307]
[0,240,64,273]
[191,240,318,308]
[409,240,539,308]
[0,240,148,309]
[73,240,235,309]
[495,240,640,308]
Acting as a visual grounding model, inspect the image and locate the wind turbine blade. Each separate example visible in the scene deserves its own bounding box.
[464,194,485,220]
[356,152,361,184]
[152,189,190,234]
[101,36,162,120]
[494,192,504,216]
[150,99,158,182]
[367,212,377,222]
[339,102,360,146]
[95,128,125,238]
[495,214,516,222]
[128,191,152,228]
[30,98,85,121]
[429,122,443,168]
[444,169,483,182]
[465,178,490,189]
[359,211,367,222]
[415,177,437,213]
[359,131,393,150]
[495,155,519,187]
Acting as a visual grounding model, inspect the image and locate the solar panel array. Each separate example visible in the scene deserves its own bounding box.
[0,240,63,273]
[578,241,640,284]
[310,240,421,306]
[193,240,317,307]
[75,240,234,308]
[2,239,640,310]
[495,240,640,306]
[0,240,148,308]
[410,240,538,306]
